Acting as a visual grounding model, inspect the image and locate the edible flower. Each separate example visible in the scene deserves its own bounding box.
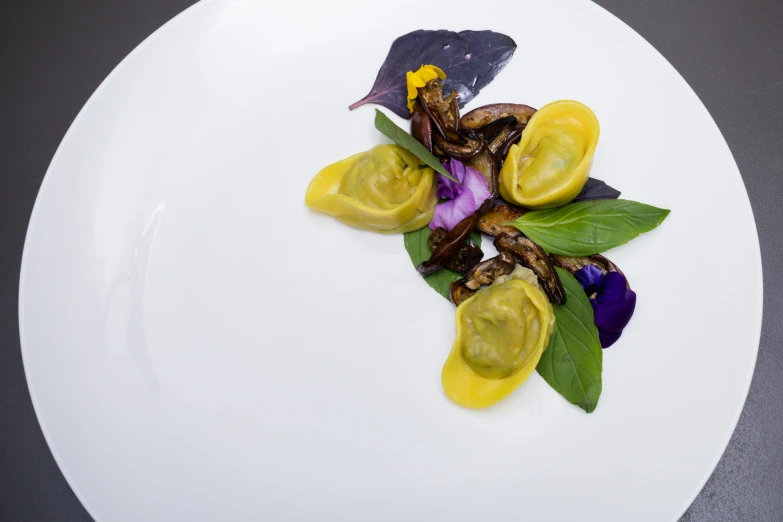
[406,64,446,112]
[574,265,636,348]
[429,158,491,231]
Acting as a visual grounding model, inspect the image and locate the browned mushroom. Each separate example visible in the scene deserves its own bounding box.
[418,212,482,276]
[415,83,535,167]
[410,102,433,152]
[460,103,537,131]
[467,151,499,196]
[471,115,516,144]
[494,233,566,305]
[460,104,533,167]
[449,284,476,308]
[450,252,516,306]
[549,254,629,287]
[476,201,527,237]
[428,227,483,273]
[494,127,524,166]
[433,132,484,160]
[418,80,462,142]
[486,123,517,155]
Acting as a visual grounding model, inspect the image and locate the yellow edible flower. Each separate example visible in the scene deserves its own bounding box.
[406,65,446,112]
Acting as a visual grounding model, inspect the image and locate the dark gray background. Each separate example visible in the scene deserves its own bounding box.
[1,0,781,520]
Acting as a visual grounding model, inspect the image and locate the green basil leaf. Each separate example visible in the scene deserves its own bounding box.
[374,109,457,182]
[537,267,603,412]
[504,199,670,256]
[403,227,481,300]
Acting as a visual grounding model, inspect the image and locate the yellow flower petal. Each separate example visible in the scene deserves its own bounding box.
[406,64,446,112]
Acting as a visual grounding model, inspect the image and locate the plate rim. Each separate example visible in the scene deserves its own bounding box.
[18,1,764,520]
[584,0,765,513]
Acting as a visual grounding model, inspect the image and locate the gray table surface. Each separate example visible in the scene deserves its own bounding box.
[1,0,781,520]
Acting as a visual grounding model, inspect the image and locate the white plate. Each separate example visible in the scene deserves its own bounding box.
[20,0,762,520]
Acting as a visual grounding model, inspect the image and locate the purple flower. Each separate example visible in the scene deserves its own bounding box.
[429,158,491,231]
[574,265,636,348]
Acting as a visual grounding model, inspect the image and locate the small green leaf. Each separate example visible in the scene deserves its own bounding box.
[503,199,670,256]
[403,227,481,300]
[374,109,457,182]
[536,268,603,412]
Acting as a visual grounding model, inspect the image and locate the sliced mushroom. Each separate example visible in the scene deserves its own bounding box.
[549,254,628,287]
[460,103,537,131]
[494,233,566,305]
[419,80,462,142]
[450,284,475,308]
[433,132,484,160]
[445,95,460,132]
[410,102,433,152]
[467,151,499,196]
[418,212,482,276]
[494,127,524,166]
[428,227,483,273]
[477,201,527,237]
[475,115,517,142]
[486,123,517,155]
[450,252,516,306]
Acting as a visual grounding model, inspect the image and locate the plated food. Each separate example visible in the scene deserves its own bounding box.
[305,145,437,233]
[306,29,669,412]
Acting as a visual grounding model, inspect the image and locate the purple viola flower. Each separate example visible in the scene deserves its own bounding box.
[429,158,491,231]
[574,265,636,348]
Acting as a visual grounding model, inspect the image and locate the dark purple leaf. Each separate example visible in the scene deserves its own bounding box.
[572,178,621,202]
[349,30,517,119]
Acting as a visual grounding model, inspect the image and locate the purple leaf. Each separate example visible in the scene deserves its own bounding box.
[349,30,517,119]
[572,178,621,203]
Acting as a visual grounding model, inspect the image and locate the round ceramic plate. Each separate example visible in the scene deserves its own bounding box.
[20,0,762,520]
